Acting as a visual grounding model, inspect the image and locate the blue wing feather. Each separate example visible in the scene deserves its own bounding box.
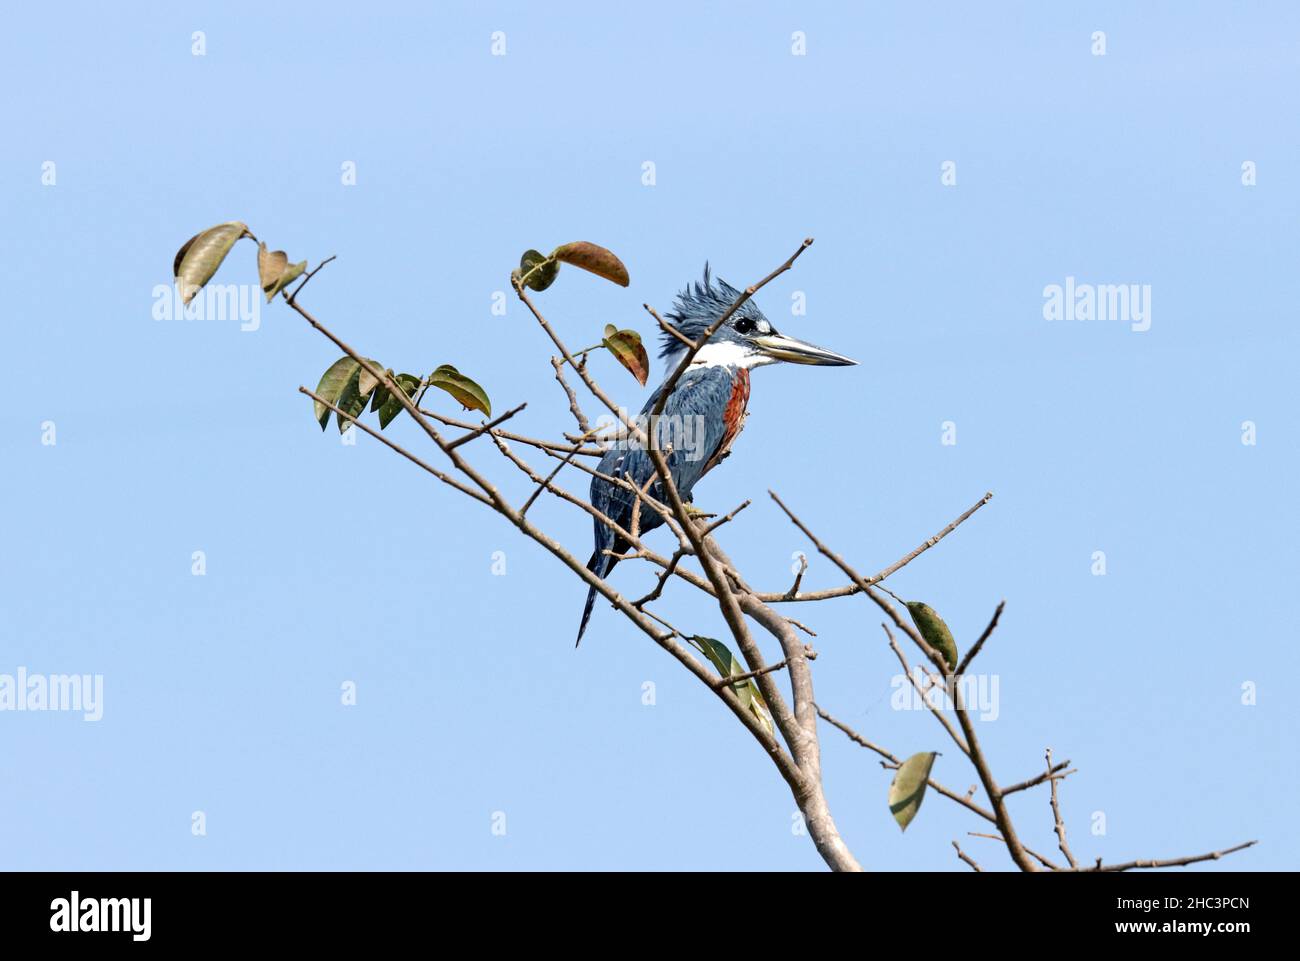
[576,366,739,643]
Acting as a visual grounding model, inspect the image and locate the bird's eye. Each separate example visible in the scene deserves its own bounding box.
[734,318,756,334]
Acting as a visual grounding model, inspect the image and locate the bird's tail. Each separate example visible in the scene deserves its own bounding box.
[576,549,617,647]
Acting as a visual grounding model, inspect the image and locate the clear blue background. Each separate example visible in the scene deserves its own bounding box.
[1,1,1294,871]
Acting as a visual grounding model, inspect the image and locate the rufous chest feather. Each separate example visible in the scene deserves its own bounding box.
[705,368,750,474]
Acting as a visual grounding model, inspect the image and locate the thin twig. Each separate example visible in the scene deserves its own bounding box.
[966,832,1061,871]
[955,601,1004,676]
[632,547,688,609]
[711,659,788,691]
[422,409,605,457]
[953,841,983,872]
[1001,756,1072,796]
[646,303,695,350]
[298,387,490,506]
[873,492,994,585]
[757,491,993,603]
[949,671,1037,871]
[816,708,987,818]
[786,617,817,638]
[784,553,808,600]
[552,356,592,436]
[445,403,528,451]
[285,255,337,304]
[703,499,751,534]
[520,443,581,517]
[1082,841,1257,873]
[629,469,661,541]
[641,606,685,641]
[884,624,969,753]
[1046,748,1078,868]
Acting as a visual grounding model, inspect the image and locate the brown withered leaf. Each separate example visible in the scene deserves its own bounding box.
[552,241,629,287]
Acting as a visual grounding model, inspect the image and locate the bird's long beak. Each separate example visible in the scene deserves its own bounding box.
[752,332,858,366]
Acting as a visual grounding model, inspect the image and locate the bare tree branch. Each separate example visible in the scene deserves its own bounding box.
[948,679,1037,871]
[285,254,337,303]
[953,841,983,872]
[815,705,1063,870]
[883,624,969,753]
[1046,747,1079,868]
[703,499,751,534]
[955,601,1004,676]
[551,356,592,436]
[299,387,492,506]
[445,403,528,451]
[784,553,808,600]
[966,832,1062,871]
[646,302,695,350]
[519,444,581,518]
[712,658,788,690]
[422,410,605,457]
[632,546,688,609]
[1083,841,1257,873]
[757,491,993,603]
[1001,757,1073,796]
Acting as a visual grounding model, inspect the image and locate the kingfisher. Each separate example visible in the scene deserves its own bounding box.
[576,266,857,644]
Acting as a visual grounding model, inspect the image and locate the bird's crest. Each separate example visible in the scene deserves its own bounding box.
[660,264,768,361]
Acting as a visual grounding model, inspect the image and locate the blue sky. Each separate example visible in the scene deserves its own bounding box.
[1,1,1295,871]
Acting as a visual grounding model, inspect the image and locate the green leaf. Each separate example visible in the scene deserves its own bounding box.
[173,221,250,305]
[370,368,396,413]
[517,249,559,291]
[335,367,374,434]
[357,360,385,397]
[888,751,938,832]
[551,241,630,287]
[905,601,960,673]
[377,373,420,429]
[690,635,773,737]
[312,357,361,430]
[256,241,306,302]
[428,364,492,417]
[601,326,650,386]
